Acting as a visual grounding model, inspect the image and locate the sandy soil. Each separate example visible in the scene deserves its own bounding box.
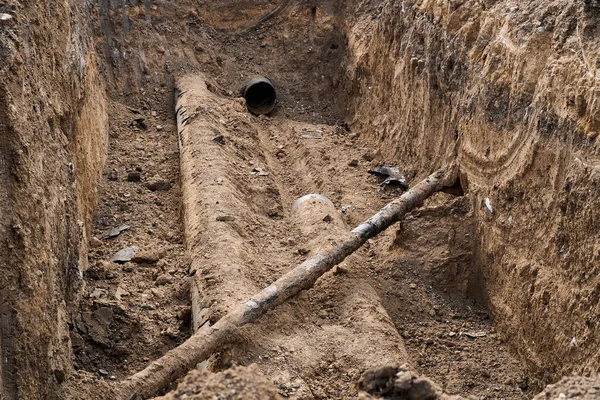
[72,0,543,398]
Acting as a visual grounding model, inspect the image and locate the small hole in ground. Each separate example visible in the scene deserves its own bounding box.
[442,175,465,197]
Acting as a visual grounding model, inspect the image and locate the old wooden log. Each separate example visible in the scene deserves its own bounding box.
[119,166,456,399]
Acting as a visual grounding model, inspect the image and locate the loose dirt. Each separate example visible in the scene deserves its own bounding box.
[76,1,534,398]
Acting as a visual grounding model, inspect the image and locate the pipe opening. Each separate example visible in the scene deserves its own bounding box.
[243,77,277,115]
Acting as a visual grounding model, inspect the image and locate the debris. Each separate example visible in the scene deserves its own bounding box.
[146,179,171,191]
[368,166,408,188]
[251,168,269,177]
[99,369,109,377]
[110,246,139,264]
[131,250,162,264]
[570,337,577,346]
[1,13,13,21]
[300,134,323,140]
[102,225,131,239]
[463,331,487,339]
[127,171,142,182]
[348,159,359,167]
[485,197,493,213]
[341,205,352,214]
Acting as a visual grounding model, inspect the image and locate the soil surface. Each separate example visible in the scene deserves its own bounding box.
[75,1,534,398]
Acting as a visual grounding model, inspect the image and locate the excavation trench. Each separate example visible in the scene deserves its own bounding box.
[57,0,600,399]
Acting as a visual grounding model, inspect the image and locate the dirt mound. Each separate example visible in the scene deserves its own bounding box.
[156,365,280,400]
[357,366,463,400]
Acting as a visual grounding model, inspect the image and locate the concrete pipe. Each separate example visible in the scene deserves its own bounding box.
[243,76,276,115]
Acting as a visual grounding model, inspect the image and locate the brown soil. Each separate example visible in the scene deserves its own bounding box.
[72,1,533,398]
[4,0,600,399]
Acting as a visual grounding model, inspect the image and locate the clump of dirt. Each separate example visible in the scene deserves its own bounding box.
[357,366,463,400]
[156,365,281,400]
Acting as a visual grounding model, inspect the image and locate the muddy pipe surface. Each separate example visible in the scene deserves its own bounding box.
[243,76,276,115]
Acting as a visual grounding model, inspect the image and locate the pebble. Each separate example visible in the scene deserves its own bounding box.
[98,369,109,376]
[127,171,142,182]
[131,250,162,264]
[155,273,172,286]
[348,159,359,167]
[146,179,171,191]
[89,237,103,248]
[410,283,417,289]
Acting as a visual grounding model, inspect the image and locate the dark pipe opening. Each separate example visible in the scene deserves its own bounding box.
[243,77,277,115]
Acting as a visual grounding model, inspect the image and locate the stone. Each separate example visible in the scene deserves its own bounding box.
[348,159,359,167]
[102,225,131,239]
[110,246,139,263]
[131,250,162,264]
[155,273,172,286]
[89,237,103,248]
[146,179,171,191]
[127,171,141,182]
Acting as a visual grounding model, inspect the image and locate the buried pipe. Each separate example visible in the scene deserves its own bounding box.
[243,76,277,115]
[118,166,456,399]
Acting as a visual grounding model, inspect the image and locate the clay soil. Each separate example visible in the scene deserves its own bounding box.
[75,1,535,398]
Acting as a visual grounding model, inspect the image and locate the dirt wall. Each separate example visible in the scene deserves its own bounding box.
[0,1,107,398]
[342,0,600,383]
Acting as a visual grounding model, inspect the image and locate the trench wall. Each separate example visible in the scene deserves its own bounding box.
[0,1,107,398]
[342,0,600,382]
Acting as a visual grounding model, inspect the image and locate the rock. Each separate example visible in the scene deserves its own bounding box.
[86,261,110,280]
[348,159,359,167]
[156,125,164,131]
[410,283,417,289]
[394,371,415,392]
[151,111,157,117]
[216,215,235,222]
[114,286,130,301]
[127,171,142,182]
[102,225,131,239]
[110,246,139,263]
[90,288,108,299]
[89,237,103,248]
[155,273,172,286]
[1,13,14,21]
[98,369,109,377]
[131,250,162,264]
[146,179,171,191]
[251,168,269,176]
[107,170,119,181]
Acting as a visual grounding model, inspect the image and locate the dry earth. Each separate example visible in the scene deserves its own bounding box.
[3,0,600,399]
